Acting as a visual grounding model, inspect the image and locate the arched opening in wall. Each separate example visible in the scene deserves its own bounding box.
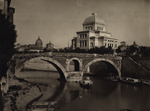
[18,59,66,80]
[85,61,119,78]
[44,60,66,80]
[69,60,80,72]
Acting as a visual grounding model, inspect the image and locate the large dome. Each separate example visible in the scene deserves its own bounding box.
[83,13,106,25]
[35,37,43,48]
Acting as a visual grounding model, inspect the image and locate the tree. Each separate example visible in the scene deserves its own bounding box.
[139,46,150,57]
[99,46,105,54]
[116,46,122,54]
[108,46,114,54]
[0,12,17,78]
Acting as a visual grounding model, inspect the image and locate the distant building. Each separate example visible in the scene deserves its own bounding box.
[0,0,15,23]
[116,41,127,56]
[119,41,127,51]
[15,38,57,53]
[35,37,43,48]
[26,37,43,52]
[26,45,43,53]
[71,13,118,50]
[15,45,27,52]
[131,41,139,56]
[45,41,55,51]
[120,41,126,46]
[15,37,44,52]
[132,41,139,48]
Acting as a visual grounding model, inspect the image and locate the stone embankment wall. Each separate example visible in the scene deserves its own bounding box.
[23,59,57,71]
[131,57,150,70]
[121,57,150,79]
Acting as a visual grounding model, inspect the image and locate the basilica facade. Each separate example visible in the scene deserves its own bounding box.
[72,13,118,50]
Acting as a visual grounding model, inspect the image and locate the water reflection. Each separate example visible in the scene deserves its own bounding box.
[90,78,118,97]
[18,71,83,107]
[120,83,150,111]
[18,70,150,111]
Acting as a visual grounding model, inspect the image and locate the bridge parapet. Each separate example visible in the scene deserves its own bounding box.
[14,52,122,60]
[14,52,52,58]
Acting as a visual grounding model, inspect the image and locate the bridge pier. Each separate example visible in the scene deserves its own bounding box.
[66,72,83,82]
[86,66,90,73]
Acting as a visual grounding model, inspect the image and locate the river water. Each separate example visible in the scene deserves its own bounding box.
[18,70,150,111]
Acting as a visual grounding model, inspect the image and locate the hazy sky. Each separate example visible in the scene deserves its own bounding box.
[11,0,150,48]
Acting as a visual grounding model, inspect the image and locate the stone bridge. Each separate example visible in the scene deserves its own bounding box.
[10,52,122,82]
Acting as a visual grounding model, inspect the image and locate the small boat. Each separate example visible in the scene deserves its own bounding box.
[119,77,141,84]
[79,77,93,87]
[142,80,150,86]
[104,76,119,82]
[110,77,118,81]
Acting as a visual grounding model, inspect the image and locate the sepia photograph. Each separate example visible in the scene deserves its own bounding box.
[0,0,150,111]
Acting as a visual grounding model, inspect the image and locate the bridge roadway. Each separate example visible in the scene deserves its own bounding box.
[9,52,122,82]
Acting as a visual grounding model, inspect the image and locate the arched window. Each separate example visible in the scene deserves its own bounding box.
[115,44,117,47]
[82,41,84,47]
[85,40,87,47]
[80,34,82,38]
[91,42,94,47]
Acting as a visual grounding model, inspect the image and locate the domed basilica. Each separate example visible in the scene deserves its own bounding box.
[35,37,43,48]
[25,37,44,52]
[15,37,56,52]
[72,13,118,50]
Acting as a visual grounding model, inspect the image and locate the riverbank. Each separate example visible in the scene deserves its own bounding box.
[2,77,42,111]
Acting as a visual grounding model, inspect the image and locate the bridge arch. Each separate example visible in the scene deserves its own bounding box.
[67,58,82,72]
[84,58,121,77]
[16,57,68,80]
